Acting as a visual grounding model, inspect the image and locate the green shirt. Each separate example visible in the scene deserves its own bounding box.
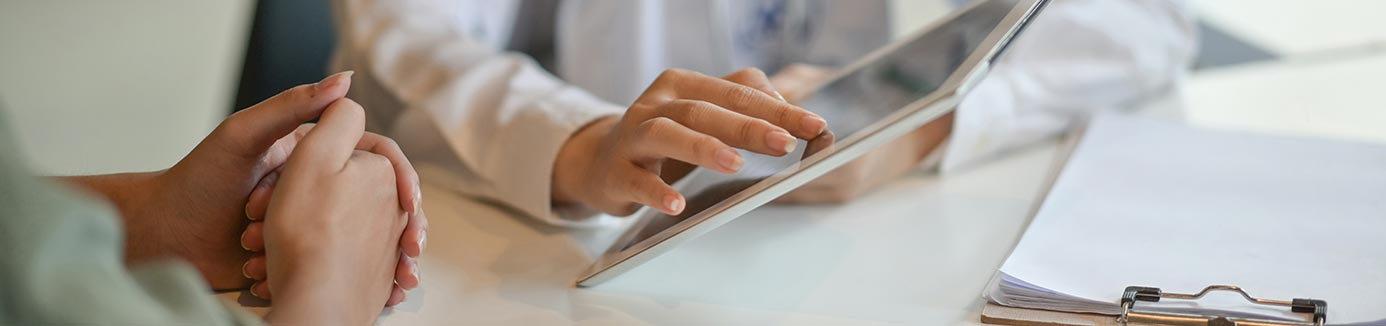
[0,111,262,325]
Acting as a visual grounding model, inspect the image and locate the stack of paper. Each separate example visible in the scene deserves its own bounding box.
[985,114,1386,325]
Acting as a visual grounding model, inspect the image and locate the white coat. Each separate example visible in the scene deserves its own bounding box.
[329,0,1198,226]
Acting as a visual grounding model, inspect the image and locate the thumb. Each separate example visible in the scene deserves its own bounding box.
[288,98,368,170]
[213,71,354,157]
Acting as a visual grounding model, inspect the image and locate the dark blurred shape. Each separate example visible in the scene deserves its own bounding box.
[1194,21,1278,70]
[232,0,336,113]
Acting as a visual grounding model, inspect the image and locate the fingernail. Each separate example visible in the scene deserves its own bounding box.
[313,70,354,92]
[250,283,266,300]
[413,190,422,215]
[244,200,259,221]
[715,148,744,172]
[412,260,421,284]
[241,260,252,279]
[767,131,796,154]
[774,90,788,102]
[665,195,685,215]
[417,229,427,253]
[239,231,251,252]
[802,115,827,134]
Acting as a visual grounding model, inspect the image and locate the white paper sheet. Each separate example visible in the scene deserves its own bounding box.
[994,114,1386,325]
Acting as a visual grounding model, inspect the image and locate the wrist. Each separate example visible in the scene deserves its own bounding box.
[265,300,347,326]
[265,275,350,326]
[56,171,170,261]
[57,171,161,214]
[266,246,377,325]
[552,116,616,206]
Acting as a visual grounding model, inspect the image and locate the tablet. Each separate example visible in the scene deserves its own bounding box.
[576,0,1049,286]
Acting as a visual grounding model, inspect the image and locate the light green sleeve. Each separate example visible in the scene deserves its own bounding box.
[0,112,263,326]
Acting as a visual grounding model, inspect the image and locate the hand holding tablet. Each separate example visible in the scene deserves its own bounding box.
[553,68,827,217]
[577,0,1050,286]
[768,64,956,204]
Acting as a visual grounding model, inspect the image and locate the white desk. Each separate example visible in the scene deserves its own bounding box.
[219,133,1063,325]
[1182,53,1386,144]
[384,140,1061,325]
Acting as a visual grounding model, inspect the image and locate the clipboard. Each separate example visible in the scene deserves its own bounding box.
[981,284,1328,326]
[973,115,1367,326]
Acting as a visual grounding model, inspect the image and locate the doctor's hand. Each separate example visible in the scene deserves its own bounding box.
[768,64,954,204]
[553,68,827,216]
[260,99,407,325]
[776,115,953,203]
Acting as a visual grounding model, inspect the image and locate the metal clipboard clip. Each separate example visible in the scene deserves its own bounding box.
[1117,285,1327,326]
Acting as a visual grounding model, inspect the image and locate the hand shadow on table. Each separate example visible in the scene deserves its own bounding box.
[229,288,429,315]
[233,290,269,308]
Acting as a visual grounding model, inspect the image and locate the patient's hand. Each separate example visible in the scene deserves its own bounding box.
[227,76,426,306]
[63,72,425,295]
[238,124,424,306]
[260,99,408,325]
[167,72,422,293]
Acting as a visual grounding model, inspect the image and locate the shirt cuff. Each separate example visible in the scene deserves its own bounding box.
[453,84,626,227]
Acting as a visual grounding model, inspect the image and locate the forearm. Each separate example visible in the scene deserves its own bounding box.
[55,172,168,263]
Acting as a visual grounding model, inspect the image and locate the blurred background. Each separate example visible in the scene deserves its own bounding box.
[1,0,1383,175]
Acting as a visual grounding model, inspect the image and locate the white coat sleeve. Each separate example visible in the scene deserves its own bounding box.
[332,0,625,225]
[939,0,1198,172]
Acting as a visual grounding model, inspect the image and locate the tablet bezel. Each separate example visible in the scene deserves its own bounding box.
[577,0,1049,287]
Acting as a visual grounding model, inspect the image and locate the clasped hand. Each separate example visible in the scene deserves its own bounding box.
[225,72,428,308]
[96,72,427,316]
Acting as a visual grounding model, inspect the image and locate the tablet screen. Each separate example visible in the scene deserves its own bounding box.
[620,0,1025,251]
